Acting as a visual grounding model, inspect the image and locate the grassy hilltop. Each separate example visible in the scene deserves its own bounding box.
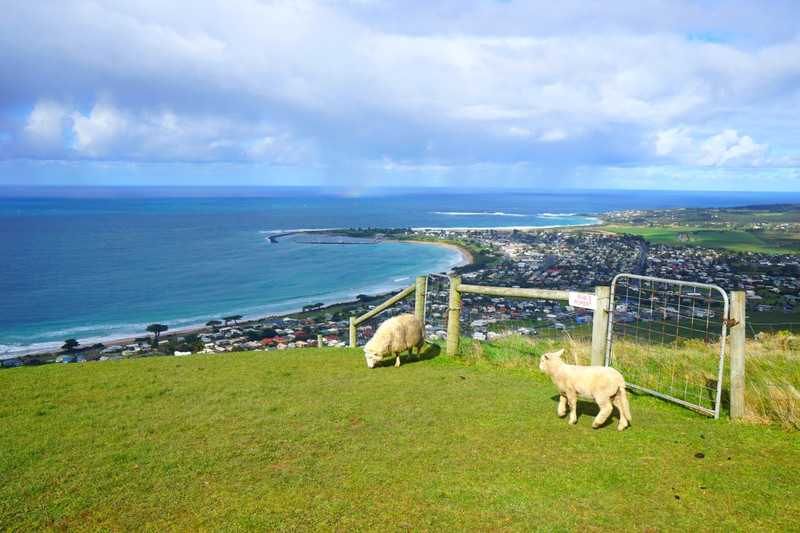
[2,346,798,532]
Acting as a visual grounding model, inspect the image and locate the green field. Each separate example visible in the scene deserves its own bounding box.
[602,225,798,253]
[2,347,798,532]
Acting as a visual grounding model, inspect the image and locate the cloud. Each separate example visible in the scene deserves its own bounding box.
[71,100,129,158]
[11,97,314,165]
[18,100,72,157]
[697,129,769,167]
[656,127,770,167]
[245,134,314,165]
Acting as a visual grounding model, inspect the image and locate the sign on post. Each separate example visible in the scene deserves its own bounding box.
[569,291,597,310]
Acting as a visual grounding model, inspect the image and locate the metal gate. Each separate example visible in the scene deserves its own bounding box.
[606,274,730,418]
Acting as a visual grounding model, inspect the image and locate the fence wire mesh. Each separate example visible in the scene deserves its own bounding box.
[350,293,418,349]
[422,274,590,361]
[458,295,590,343]
[423,274,450,343]
[608,274,728,417]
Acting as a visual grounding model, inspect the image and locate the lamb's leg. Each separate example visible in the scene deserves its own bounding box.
[558,395,568,417]
[593,396,613,428]
[566,391,578,425]
[395,352,401,366]
[613,395,629,430]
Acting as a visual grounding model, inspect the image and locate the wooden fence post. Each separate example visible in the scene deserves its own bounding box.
[729,291,746,420]
[446,277,462,356]
[415,276,426,322]
[349,316,356,349]
[591,285,611,366]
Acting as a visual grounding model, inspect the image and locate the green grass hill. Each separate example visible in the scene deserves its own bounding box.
[2,347,798,531]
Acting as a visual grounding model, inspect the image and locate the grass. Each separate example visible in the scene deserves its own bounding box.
[2,347,799,532]
[601,225,798,253]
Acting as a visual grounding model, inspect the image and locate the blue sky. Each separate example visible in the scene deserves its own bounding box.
[1,0,799,191]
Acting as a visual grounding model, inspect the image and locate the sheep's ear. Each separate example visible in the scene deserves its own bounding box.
[555,348,564,357]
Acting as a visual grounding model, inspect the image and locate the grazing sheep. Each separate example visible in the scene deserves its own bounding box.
[364,314,425,368]
[539,348,632,431]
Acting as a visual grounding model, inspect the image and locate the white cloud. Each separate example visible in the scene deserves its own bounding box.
[20,100,71,155]
[539,129,569,143]
[655,128,770,167]
[656,128,695,157]
[245,134,314,165]
[71,100,129,158]
[697,129,769,167]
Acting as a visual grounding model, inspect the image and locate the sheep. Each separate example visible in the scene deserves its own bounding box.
[363,314,425,368]
[539,348,632,431]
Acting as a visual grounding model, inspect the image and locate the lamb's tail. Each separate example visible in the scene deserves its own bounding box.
[616,386,632,423]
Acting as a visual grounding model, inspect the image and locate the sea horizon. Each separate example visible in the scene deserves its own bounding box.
[3,186,800,358]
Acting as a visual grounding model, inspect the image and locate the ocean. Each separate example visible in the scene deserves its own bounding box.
[2,187,799,357]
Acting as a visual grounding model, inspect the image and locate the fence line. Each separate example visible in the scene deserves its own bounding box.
[445,278,610,364]
[348,277,425,348]
[343,272,759,422]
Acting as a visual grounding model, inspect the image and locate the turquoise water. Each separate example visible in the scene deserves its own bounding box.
[2,187,798,356]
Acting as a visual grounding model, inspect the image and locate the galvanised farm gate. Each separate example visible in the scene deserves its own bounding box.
[607,274,732,419]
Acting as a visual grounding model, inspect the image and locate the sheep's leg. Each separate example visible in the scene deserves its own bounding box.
[566,390,578,425]
[613,395,629,430]
[592,396,613,428]
[557,395,568,417]
[395,352,401,366]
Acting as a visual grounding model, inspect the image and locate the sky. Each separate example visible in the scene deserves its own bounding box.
[1,0,800,192]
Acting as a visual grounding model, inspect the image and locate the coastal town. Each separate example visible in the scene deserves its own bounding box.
[5,205,799,367]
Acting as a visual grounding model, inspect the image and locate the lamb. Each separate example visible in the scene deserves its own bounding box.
[539,348,632,431]
[363,314,425,368]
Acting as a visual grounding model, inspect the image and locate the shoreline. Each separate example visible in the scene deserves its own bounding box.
[2,217,604,360]
[1,235,476,359]
[384,238,474,267]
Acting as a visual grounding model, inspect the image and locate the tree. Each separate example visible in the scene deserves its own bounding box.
[223,314,243,326]
[62,338,80,353]
[206,319,222,330]
[182,335,205,353]
[146,323,169,342]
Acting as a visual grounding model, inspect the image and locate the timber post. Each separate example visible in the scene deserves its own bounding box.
[349,316,356,349]
[729,291,746,420]
[591,286,611,366]
[415,276,426,322]
[446,277,462,356]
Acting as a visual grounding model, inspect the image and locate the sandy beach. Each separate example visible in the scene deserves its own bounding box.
[385,238,474,267]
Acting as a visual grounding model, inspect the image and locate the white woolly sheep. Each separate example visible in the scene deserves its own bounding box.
[363,314,425,368]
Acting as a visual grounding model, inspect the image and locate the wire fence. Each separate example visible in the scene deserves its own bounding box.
[338,272,798,428]
[423,273,587,359]
[349,293,418,349]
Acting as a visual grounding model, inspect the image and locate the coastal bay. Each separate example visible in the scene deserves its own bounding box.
[3,188,800,358]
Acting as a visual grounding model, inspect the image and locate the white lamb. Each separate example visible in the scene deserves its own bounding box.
[363,314,425,368]
[539,348,632,431]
